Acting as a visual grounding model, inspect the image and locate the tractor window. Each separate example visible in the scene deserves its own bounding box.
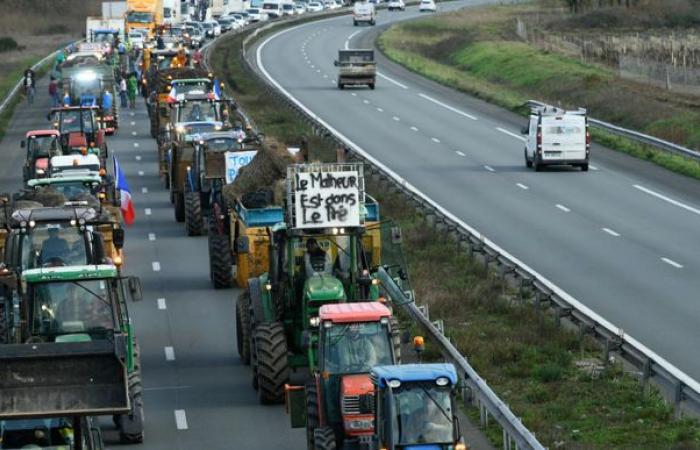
[60,110,94,134]
[323,322,392,374]
[30,279,115,337]
[206,138,237,151]
[391,383,453,445]
[35,182,100,203]
[0,417,75,449]
[21,226,89,270]
[179,101,219,123]
[127,11,154,23]
[28,136,59,158]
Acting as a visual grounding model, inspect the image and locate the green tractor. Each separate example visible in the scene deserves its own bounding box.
[0,264,144,443]
[238,163,390,404]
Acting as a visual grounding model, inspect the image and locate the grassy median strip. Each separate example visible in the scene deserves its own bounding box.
[210,26,700,449]
[377,2,700,181]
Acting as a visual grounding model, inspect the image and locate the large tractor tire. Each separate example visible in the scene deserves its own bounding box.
[236,292,251,365]
[208,234,233,288]
[184,191,204,236]
[391,316,402,364]
[118,371,145,444]
[174,193,185,222]
[313,427,336,450]
[248,279,265,324]
[253,322,289,404]
[305,382,319,450]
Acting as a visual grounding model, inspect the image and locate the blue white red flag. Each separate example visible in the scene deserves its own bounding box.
[113,155,135,226]
[213,78,222,100]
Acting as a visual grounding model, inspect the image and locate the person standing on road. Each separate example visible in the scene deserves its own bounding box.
[48,76,59,108]
[23,68,36,105]
[119,76,128,108]
[127,73,138,109]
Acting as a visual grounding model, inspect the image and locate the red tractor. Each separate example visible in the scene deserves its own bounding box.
[49,106,108,159]
[20,129,61,183]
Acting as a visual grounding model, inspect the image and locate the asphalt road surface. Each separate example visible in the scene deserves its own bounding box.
[0,63,304,449]
[252,1,700,381]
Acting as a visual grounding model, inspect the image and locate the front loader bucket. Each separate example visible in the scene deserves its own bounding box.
[0,339,129,418]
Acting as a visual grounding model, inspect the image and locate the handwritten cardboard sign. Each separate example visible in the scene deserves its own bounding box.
[225,150,258,184]
[293,170,360,229]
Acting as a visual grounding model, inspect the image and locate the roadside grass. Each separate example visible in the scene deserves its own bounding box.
[377,3,700,181]
[211,25,700,449]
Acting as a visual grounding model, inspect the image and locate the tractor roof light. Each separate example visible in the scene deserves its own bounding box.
[28,220,36,228]
[455,443,467,450]
[387,379,401,388]
[436,377,450,387]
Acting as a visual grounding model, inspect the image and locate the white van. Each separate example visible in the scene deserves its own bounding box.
[353,1,376,25]
[522,106,590,171]
[262,0,283,18]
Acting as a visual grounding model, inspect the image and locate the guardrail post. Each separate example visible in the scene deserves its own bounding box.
[503,429,509,450]
[641,358,652,397]
[674,381,684,419]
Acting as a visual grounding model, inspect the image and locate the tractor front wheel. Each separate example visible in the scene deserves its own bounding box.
[253,322,289,404]
[184,191,204,236]
[305,382,319,450]
[236,292,251,365]
[208,234,233,288]
[118,371,144,443]
[313,427,336,450]
[174,193,185,222]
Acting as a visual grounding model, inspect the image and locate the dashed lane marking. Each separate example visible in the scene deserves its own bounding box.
[418,93,477,120]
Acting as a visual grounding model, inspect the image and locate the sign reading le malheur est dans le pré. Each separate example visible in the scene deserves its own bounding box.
[294,170,360,229]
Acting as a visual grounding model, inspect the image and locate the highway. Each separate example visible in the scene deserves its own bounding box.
[0,61,305,448]
[251,1,700,381]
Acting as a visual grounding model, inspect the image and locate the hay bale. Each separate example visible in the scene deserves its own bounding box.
[223,139,295,206]
[23,189,68,207]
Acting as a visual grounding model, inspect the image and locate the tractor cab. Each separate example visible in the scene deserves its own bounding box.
[170,94,224,141]
[372,364,466,450]
[50,154,103,177]
[62,66,118,134]
[50,106,105,156]
[1,207,124,276]
[27,173,107,206]
[169,77,214,100]
[21,129,61,182]
[0,416,105,450]
[150,48,190,72]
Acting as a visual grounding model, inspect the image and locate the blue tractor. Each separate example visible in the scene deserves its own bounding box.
[371,363,467,450]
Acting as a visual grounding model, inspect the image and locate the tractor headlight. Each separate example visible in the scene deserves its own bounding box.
[309,316,320,327]
[344,418,373,431]
[36,169,45,175]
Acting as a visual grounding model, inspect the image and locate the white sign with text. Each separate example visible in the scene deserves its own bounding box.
[293,170,360,229]
[225,150,258,184]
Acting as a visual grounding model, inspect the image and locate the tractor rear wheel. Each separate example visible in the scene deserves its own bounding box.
[174,193,185,222]
[313,427,336,450]
[208,234,233,288]
[185,191,204,236]
[253,322,289,404]
[236,292,251,365]
[305,382,319,450]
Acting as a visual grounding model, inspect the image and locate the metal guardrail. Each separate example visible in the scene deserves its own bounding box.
[0,41,80,117]
[208,10,700,449]
[527,100,700,161]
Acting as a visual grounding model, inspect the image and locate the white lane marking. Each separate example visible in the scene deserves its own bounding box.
[431,137,440,143]
[135,155,142,161]
[130,121,136,126]
[311,64,315,68]
[590,165,599,171]
[496,127,526,142]
[144,208,152,215]
[158,298,167,310]
[555,204,571,212]
[351,93,357,97]
[661,257,683,269]
[418,93,477,120]
[633,184,700,217]
[134,142,139,147]
[138,170,144,176]
[484,165,495,172]
[377,72,408,89]
[148,233,156,241]
[152,261,161,272]
[392,116,400,121]
[165,346,176,361]
[363,99,370,104]
[316,69,321,73]
[131,131,137,136]
[130,112,135,117]
[456,151,466,157]
[410,126,418,132]
[174,410,188,430]
[376,107,383,112]
[141,187,148,194]
[602,227,620,237]
[344,29,362,49]
[516,183,529,190]
[323,74,328,78]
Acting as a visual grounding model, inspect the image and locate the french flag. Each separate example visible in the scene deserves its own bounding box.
[167,84,177,103]
[213,78,222,100]
[113,155,135,226]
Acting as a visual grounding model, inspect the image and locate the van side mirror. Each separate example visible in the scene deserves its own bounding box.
[113,228,125,250]
[128,277,143,302]
[521,126,529,135]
